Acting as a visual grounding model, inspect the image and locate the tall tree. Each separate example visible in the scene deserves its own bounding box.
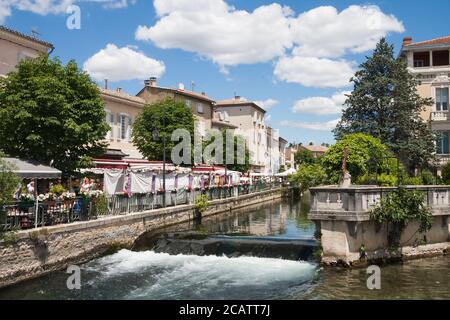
[132,98,195,162]
[202,129,251,173]
[0,56,109,177]
[334,38,435,172]
[294,149,315,166]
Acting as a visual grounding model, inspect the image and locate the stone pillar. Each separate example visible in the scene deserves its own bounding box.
[320,220,351,264]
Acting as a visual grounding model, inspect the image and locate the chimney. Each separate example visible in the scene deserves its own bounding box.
[403,37,412,46]
[104,79,108,90]
[145,77,157,87]
[116,87,122,93]
[234,95,241,101]
[201,92,206,96]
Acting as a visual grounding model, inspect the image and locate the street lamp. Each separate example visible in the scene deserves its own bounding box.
[152,118,166,208]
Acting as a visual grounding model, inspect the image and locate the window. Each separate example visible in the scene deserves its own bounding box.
[436,88,449,111]
[185,100,191,108]
[120,114,128,140]
[106,112,114,140]
[432,50,450,66]
[436,132,449,154]
[197,103,204,114]
[127,116,133,141]
[413,52,430,67]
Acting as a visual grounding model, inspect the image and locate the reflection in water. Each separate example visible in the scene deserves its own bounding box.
[198,193,314,239]
[0,195,449,300]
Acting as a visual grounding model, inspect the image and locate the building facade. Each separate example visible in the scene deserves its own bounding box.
[298,145,329,158]
[215,96,268,173]
[278,137,288,170]
[266,127,280,175]
[401,36,450,168]
[136,77,214,137]
[101,88,146,159]
[0,26,53,76]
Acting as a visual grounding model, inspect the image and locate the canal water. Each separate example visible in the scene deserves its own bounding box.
[0,195,449,300]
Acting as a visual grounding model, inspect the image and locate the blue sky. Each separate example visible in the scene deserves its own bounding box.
[2,0,450,145]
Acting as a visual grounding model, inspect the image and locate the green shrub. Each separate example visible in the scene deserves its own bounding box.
[441,162,450,184]
[0,230,19,246]
[289,164,328,192]
[421,170,435,185]
[321,133,396,184]
[357,173,398,186]
[194,194,209,214]
[403,176,422,185]
[49,184,66,195]
[92,194,109,216]
[370,187,432,247]
[377,174,398,186]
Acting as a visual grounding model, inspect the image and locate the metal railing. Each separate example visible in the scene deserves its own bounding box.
[1,182,282,232]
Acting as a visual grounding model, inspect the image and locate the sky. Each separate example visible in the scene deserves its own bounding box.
[2,0,450,145]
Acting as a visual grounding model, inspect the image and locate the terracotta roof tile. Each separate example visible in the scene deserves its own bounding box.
[100,88,145,105]
[301,145,329,152]
[0,25,54,49]
[405,36,450,47]
[174,89,214,102]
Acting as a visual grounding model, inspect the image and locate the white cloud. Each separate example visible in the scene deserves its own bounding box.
[292,91,350,115]
[0,0,134,23]
[135,0,293,69]
[83,44,165,82]
[255,98,279,110]
[280,119,339,131]
[290,5,404,58]
[274,56,354,88]
[81,0,136,10]
[0,2,12,23]
[135,2,404,88]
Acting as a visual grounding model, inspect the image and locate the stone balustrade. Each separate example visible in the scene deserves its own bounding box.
[309,185,450,222]
[309,185,450,266]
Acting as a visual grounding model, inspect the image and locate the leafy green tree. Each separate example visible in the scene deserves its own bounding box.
[334,38,435,172]
[0,154,21,230]
[289,164,328,192]
[294,149,315,166]
[202,129,251,173]
[0,155,20,206]
[0,56,109,177]
[321,133,395,183]
[132,98,195,161]
[441,162,450,184]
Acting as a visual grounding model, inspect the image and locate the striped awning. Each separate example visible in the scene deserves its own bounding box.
[3,158,62,179]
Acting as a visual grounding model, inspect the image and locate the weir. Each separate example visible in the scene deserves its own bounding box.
[134,232,316,261]
[309,185,450,266]
[0,187,286,288]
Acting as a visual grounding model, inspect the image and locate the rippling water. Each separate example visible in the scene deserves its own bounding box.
[1,196,449,300]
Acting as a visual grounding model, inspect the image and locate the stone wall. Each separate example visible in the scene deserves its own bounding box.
[0,188,282,288]
[310,186,450,266]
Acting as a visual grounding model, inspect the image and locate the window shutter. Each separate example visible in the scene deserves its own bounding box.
[116,113,121,140]
[127,116,133,141]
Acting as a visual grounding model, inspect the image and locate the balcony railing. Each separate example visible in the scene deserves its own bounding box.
[431,111,450,121]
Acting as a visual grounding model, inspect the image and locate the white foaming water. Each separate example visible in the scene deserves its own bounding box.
[84,249,318,299]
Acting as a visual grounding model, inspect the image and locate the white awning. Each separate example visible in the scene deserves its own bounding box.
[3,158,62,179]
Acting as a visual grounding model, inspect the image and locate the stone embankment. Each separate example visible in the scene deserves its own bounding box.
[0,188,283,288]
